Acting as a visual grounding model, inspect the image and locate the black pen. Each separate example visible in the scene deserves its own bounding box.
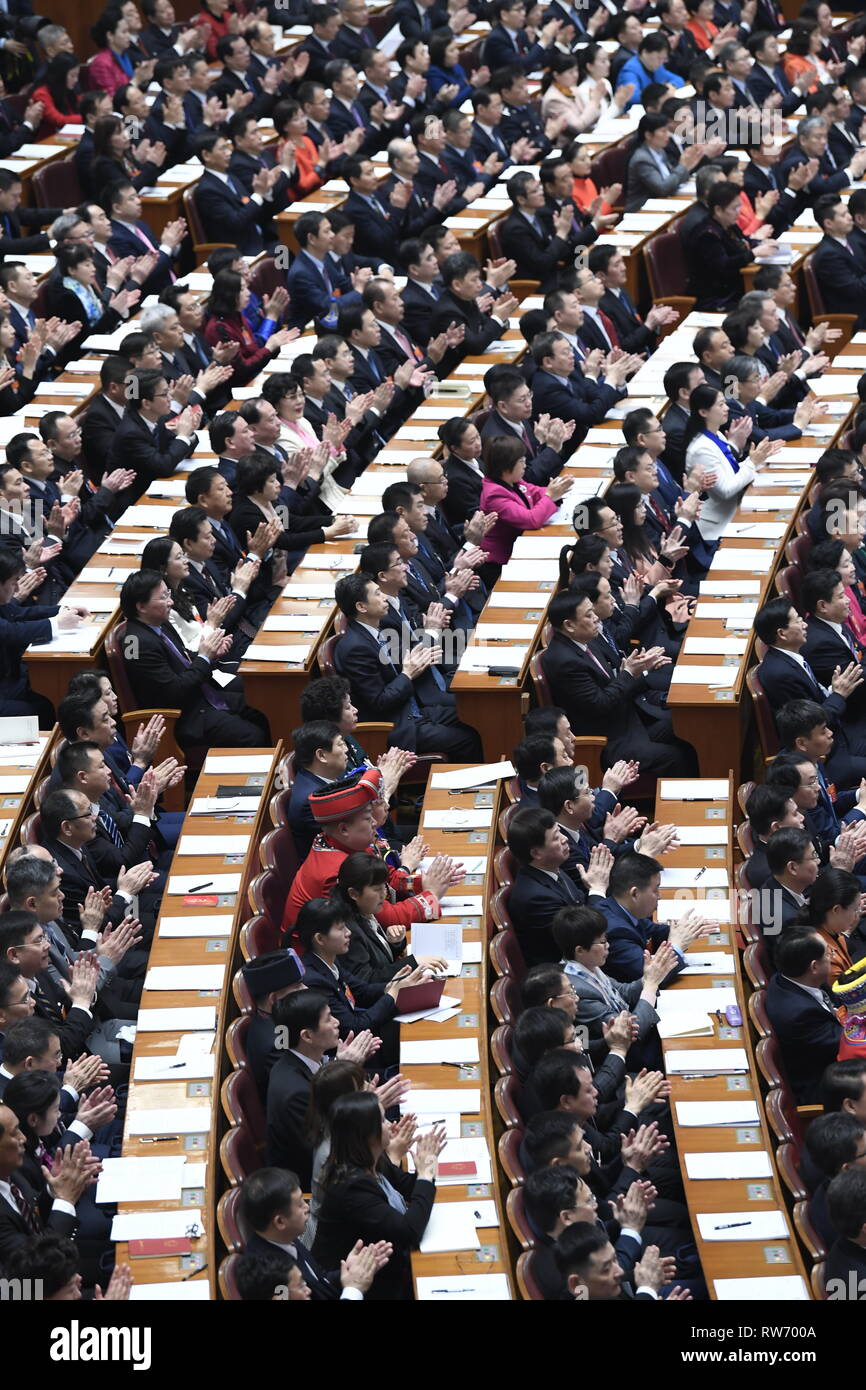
[714,1220,750,1230]
[186,881,213,893]
[140,1135,179,1142]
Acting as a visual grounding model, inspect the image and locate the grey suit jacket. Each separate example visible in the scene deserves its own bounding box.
[625,145,691,212]
[563,962,660,1042]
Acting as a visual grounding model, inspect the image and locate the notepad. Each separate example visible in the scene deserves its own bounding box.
[395,997,461,1024]
[680,953,736,975]
[416,1273,510,1300]
[177,835,251,856]
[682,638,747,656]
[485,590,550,609]
[129,1281,210,1301]
[458,645,527,671]
[402,1089,481,1116]
[127,1106,212,1135]
[658,985,736,1015]
[135,1008,217,1032]
[439,895,483,915]
[723,522,787,539]
[167,874,242,895]
[660,779,729,800]
[660,868,728,889]
[671,825,728,845]
[132,1051,217,1081]
[685,1151,773,1181]
[510,537,574,559]
[111,1208,202,1241]
[712,550,782,572]
[669,665,737,687]
[657,1011,714,1039]
[401,1038,480,1065]
[752,471,811,486]
[262,614,323,632]
[675,1100,760,1127]
[144,965,226,992]
[738,494,798,511]
[714,1274,808,1301]
[430,762,515,790]
[693,602,757,622]
[666,1047,747,1074]
[474,624,538,641]
[698,1209,788,1242]
[411,920,462,963]
[0,775,30,792]
[96,1156,186,1204]
[244,644,312,664]
[280,581,336,599]
[419,1201,482,1253]
[699,580,761,596]
[423,809,493,829]
[204,755,272,773]
[189,797,260,817]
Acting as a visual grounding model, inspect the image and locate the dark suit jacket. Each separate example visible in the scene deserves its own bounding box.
[286,250,357,331]
[765,971,843,1103]
[507,865,590,968]
[119,618,230,740]
[498,209,572,290]
[480,411,562,483]
[541,628,645,753]
[244,1229,340,1299]
[342,905,415,983]
[333,620,425,751]
[287,766,328,858]
[265,1050,318,1186]
[193,169,270,256]
[746,62,801,117]
[107,219,176,296]
[826,1237,866,1296]
[598,287,656,355]
[802,617,866,716]
[442,454,483,527]
[400,278,444,347]
[812,233,866,328]
[42,836,130,930]
[312,1158,435,1300]
[428,289,501,367]
[299,952,398,1043]
[342,189,407,262]
[530,368,624,436]
[106,410,197,513]
[686,216,753,310]
[80,395,126,481]
[742,161,803,234]
[596,895,675,983]
[0,1169,77,1264]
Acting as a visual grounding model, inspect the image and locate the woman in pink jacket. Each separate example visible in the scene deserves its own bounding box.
[478,435,573,581]
[89,14,143,98]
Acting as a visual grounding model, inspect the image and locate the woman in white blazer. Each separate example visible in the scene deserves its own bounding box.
[683,384,779,543]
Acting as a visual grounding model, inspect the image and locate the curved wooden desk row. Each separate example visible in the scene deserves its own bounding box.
[114,745,283,1302]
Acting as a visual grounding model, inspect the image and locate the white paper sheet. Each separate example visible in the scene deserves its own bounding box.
[439,896,483,915]
[416,1273,510,1300]
[135,1008,217,1032]
[658,986,736,1014]
[671,825,728,845]
[685,1151,772,1181]
[665,1048,748,1073]
[204,755,272,772]
[680,953,736,975]
[132,1053,217,1081]
[724,522,787,539]
[714,1275,808,1301]
[429,762,515,790]
[188,797,260,816]
[402,1089,481,1115]
[657,1012,714,1038]
[421,855,487,876]
[419,1202,482,1253]
[176,835,251,856]
[669,665,737,687]
[660,868,728,888]
[158,914,234,938]
[401,1038,480,1065]
[697,1210,789,1241]
[675,1100,760,1126]
[244,644,311,663]
[660,779,729,800]
[486,591,550,608]
[166,874,242,895]
[95,1156,186,1204]
[682,638,747,655]
[738,495,798,511]
[127,1106,212,1134]
[474,624,539,640]
[111,1208,202,1241]
[129,1281,210,1300]
[143,965,226,992]
[457,645,528,671]
[423,809,493,829]
[659,897,733,922]
[262,614,324,631]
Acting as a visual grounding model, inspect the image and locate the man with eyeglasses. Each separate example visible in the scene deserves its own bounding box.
[481,366,568,482]
[106,368,200,517]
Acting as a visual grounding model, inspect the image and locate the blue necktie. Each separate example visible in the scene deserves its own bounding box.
[365,353,382,383]
[99,808,123,848]
[377,633,422,717]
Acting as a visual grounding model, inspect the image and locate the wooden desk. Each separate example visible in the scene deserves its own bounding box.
[114,747,280,1298]
[406,767,515,1299]
[654,776,811,1300]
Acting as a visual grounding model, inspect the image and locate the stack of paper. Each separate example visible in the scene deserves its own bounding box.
[423,808,492,830]
[111,1209,203,1240]
[419,1202,482,1253]
[143,965,226,992]
[400,1037,480,1065]
[204,755,272,773]
[430,762,515,790]
[127,1106,212,1135]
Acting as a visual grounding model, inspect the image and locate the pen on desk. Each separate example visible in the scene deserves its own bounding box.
[169,1062,186,1069]
[714,1220,750,1230]
[186,881,213,893]
[140,1136,178,1143]
[695,867,706,881]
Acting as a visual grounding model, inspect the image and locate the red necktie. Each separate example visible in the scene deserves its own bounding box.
[647,496,671,535]
[583,645,610,679]
[598,308,620,349]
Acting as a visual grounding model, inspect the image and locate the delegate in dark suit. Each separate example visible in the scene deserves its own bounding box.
[107,219,177,296]
[0,1170,78,1264]
[400,279,445,348]
[765,971,843,1103]
[120,619,267,750]
[811,234,866,330]
[243,1229,341,1300]
[498,210,574,291]
[312,1157,435,1300]
[106,410,198,515]
[507,865,593,968]
[265,1051,319,1187]
[596,895,681,984]
[192,169,272,256]
[802,617,866,719]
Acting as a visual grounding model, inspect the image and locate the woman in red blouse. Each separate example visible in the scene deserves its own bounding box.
[32,53,83,138]
[273,98,332,200]
[193,0,250,62]
[202,269,294,384]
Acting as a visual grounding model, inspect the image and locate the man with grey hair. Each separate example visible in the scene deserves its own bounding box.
[779,114,866,199]
[361,274,462,377]
[48,213,93,250]
[738,286,829,400]
[381,137,455,235]
[139,302,231,415]
[33,25,74,84]
[406,455,495,555]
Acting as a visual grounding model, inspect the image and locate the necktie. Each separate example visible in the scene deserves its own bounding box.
[377,633,422,717]
[320,259,333,295]
[2,214,11,236]
[351,102,366,126]
[132,223,157,253]
[364,352,382,383]
[392,325,419,361]
[520,423,534,454]
[786,313,804,347]
[9,1183,40,1234]
[157,628,228,710]
[557,871,579,901]
[583,645,611,680]
[99,808,123,848]
[598,308,620,349]
[842,624,860,656]
[647,495,671,536]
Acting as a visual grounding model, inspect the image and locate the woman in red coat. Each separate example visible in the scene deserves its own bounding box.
[193,0,249,62]
[202,269,293,384]
[478,435,573,582]
[32,53,82,138]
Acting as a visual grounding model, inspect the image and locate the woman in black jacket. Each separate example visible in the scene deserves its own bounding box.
[331,852,418,984]
[312,1091,445,1300]
[686,179,759,310]
[89,112,165,194]
[228,453,348,580]
[45,245,137,365]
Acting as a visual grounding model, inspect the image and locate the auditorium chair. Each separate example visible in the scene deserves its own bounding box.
[232,968,253,1013]
[240,912,283,961]
[786,533,812,569]
[217,1186,246,1253]
[488,924,526,982]
[643,229,696,321]
[220,1122,261,1187]
[776,563,803,614]
[218,1254,241,1300]
[493,848,517,888]
[183,184,235,260]
[31,155,81,209]
[802,254,857,346]
[491,1024,514,1076]
[225,1013,251,1070]
[506,1185,536,1251]
[775,1141,808,1202]
[793,1200,827,1263]
[498,1128,527,1185]
[221,1066,266,1149]
[490,973,520,1026]
[494,1072,524,1129]
[247,868,285,931]
[259,824,300,893]
[744,940,771,991]
[810,1262,826,1300]
[516,1250,544,1300]
[745,666,780,764]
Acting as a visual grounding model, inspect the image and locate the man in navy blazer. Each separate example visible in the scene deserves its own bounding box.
[505,806,611,968]
[530,332,632,441]
[482,4,558,75]
[286,211,363,331]
[239,1167,341,1300]
[333,573,481,759]
[745,31,806,117]
[342,157,410,263]
[287,721,349,858]
[597,851,707,983]
[812,196,866,329]
[801,568,866,720]
[106,181,184,297]
[191,130,278,256]
[766,928,843,1103]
